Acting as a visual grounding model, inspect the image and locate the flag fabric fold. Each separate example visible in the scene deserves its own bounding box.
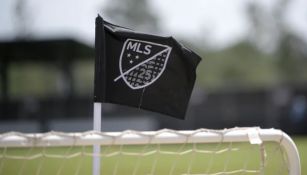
[94,15,201,119]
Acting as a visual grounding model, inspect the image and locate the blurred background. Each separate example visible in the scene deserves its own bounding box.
[0,0,307,134]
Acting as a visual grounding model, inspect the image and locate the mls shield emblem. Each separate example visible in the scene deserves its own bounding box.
[114,39,172,89]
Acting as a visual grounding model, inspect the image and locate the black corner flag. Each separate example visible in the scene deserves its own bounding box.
[94,15,202,119]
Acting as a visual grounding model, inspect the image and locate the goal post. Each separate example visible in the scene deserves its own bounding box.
[0,127,301,175]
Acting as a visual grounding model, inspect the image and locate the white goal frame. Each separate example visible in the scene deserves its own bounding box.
[0,128,301,175]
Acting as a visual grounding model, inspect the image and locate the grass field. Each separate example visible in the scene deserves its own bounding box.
[1,136,306,175]
[293,136,307,175]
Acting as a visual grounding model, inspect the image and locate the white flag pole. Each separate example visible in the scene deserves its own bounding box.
[93,102,102,175]
[93,15,106,175]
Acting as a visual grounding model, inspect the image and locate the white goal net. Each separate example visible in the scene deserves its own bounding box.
[0,127,300,175]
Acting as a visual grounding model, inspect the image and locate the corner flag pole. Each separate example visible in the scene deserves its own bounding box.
[93,102,101,175]
[93,15,106,175]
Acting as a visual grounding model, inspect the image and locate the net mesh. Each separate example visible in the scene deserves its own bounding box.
[0,128,290,175]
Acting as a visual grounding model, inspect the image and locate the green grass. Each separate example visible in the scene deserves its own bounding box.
[1,137,306,175]
[293,136,307,175]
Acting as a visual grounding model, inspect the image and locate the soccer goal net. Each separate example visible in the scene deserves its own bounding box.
[0,127,300,175]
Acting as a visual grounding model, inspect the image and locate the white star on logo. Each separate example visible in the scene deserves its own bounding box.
[127,53,131,57]
[129,60,133,64]
[135,55,139,59]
